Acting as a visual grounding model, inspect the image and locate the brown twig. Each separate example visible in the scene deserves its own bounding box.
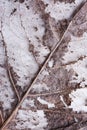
[0,111,4,125]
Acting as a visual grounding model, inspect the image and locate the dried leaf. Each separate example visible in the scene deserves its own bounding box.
[1,1,87,130]
[0,0,85,127]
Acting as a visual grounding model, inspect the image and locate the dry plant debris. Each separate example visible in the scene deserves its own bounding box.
[0,0,87,130]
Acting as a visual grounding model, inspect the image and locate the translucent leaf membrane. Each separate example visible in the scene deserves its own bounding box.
[4,2,87,130]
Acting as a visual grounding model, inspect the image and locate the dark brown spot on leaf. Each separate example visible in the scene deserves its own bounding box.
[19,0,24,3]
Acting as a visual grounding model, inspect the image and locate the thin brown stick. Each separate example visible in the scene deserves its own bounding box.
[0,111,4,124]
[7,68,20,101]
[27,88,73,97]
[27,91,62,97]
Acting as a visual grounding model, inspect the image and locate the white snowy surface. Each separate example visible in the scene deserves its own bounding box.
[48,59,54,68]
[1,0,50,92]
[69,88,87,112]
[22,98,35,108]
[43,0,86,21]
[31,83,49,93]
[20,3,50,64]
[15,110,48,130]
[63,33,87,87]
[62,30,87,113]
[1,1,39,89]
[0,33,16,119]
[2,21,39,88]
[37,97,55,108]
[63,33,87,63]
[68,57,87,87]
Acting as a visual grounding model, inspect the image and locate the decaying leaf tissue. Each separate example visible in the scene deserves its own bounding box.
[0,0,87,130]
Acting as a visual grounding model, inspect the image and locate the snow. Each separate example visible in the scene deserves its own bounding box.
[15,110,48,130]
[1,0,50,93]
[31,83,49,93]
[63,33,87,87]
[0,32,16,119]
[37,97,55,108]
[63,33,87,63]
[48,59,54,68]
[2,21,39,89]
[2,4,39,90]
[43,0,86,21]
[20,3,45,43]
[69,58,87,87]
[19,2,50,64]
[69,88,87,112]
[22,98,35,108]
